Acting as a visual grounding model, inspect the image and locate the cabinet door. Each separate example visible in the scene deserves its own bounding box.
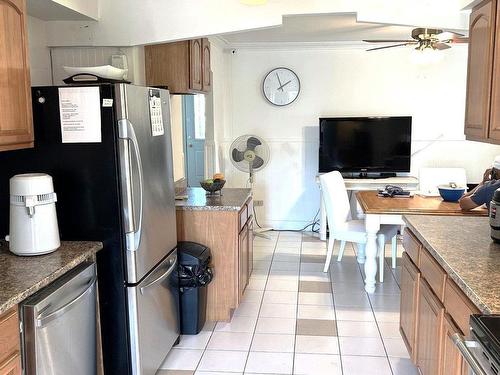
[441,315,466,375]
[0,0,33,151]
[201,38,211,92]
[488,0,500,141]
[0,352,21,375]
[400,252,420,362]
[416,279,445,375]
[238,223,249,298]
[464,0,496,140]
[189,39,203,91]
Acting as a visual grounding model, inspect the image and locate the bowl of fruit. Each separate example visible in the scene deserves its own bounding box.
[200,173,226,195]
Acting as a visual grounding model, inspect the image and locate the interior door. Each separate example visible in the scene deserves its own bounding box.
[116,84,177,283]
[183,95,205,186]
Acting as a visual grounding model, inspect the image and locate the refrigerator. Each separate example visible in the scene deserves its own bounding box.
[0,84,180,375]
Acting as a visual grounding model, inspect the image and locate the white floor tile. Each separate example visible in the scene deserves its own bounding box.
[300,263,324,272]
[256,317,296,335]
[233,302,261,318]
[335,306,375,322]
[276,242,302,249]
[197,350,248,372]
[207,331,253,351]
[298,292,333,306]
[247,277,267,291]
[259,303,297,319]
[202,321,216,332]
[388,357,419,375]
[378,322,401,338]
[275,247,301,255]
[339,337,386,357]
[342,355,392,375]
[293,353,342,375]
[161,348,203,370]
[253,261,271,271]
[297,304,335,320]
[195,372,242,375]
[336,321,380,337]
[271,262,300,272]
[253,251,274,262]
[273,252,301,263]
[383,337,411,358]
[333,292,370,307]
[263,290,298,305]
[266,278,299,292]
[295,335,339,354]
[215,316,258,333]
[245,351,294,374]
[268,271,299,281]
[374,310,400,323]
[299,271,330,282]
[251,333,295,353]
[175,332,213,350]
[242,290,264,304]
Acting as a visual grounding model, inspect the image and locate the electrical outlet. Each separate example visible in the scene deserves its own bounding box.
[254,200,264,207]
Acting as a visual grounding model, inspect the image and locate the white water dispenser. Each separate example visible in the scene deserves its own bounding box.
[6,173,60,256]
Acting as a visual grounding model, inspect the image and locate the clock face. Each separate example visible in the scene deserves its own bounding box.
[262,67,300,106]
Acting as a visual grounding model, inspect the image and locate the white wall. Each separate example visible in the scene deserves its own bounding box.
[27,16,52,86]
[218,45,500,229]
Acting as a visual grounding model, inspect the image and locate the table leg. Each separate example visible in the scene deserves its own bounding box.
[364,214,380,294]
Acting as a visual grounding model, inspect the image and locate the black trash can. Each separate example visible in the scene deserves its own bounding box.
[177,241,213,335]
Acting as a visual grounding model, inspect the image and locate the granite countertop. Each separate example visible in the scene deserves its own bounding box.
[0,241,103,315]
[403,215,500,314]
[176,187,252,211]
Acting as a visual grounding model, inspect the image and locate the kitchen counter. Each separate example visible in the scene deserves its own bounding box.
[403,215,500,314]
[176,187,252,211]
[0,241,103,314]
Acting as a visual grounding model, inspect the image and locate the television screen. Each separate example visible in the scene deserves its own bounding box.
[319,116,412,173]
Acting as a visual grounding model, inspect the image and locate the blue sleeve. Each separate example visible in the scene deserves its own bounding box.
[471,183,495,206]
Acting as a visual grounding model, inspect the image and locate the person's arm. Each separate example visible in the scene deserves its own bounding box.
[460,182,492,211]
[459,195,480,210]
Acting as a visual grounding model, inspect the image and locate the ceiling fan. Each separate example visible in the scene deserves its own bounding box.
[363,27,469,51]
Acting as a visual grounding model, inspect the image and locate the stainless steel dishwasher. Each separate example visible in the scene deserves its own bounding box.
[21,262,97,375]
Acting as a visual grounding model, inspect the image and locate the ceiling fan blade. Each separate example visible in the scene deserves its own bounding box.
[246,136,262,151]
[450,37,469,44]
[252,155,265,169]
[232,148,245,163]
[366,43,414,51]
[433,42,451,50]
[437,31,464,40]
[363,39,415,43]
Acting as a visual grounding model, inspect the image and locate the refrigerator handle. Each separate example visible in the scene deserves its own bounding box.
[118,119,144,251]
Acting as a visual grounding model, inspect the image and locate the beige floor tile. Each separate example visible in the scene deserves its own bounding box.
[299,281,331,293]
[300,254,325,263]
[295,335,339,354]
[341,355,392,375]
[336,320,380,337]
[300,262,325,272]
[197,350,248,372]
[207,331,253,351]
[296,319,337,336]
[299,271,331,283]
[297,304,335,320]
[293,353,342,375]
[245,351,294,374]
[256,317,296,335]
[259,303,297,319]
[339,336,386,356]
[161,348,203,371]
[251,333,295,353]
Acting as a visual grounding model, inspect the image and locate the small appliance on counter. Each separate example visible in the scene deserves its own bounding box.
[490,188,500,243]
[6,173,60,256]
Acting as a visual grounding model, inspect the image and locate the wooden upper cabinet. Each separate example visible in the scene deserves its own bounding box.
[488,0,500,141]
[202,38,211,91]
[0,0,34,152]
[145,38,211,94]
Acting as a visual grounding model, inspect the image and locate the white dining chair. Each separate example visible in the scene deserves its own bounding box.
[320,171,399,282]
[419,167,467,196]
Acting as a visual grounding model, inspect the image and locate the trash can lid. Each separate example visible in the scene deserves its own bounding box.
[177,241,211,265]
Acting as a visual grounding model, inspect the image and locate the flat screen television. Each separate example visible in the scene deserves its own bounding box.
[319,116,412,174]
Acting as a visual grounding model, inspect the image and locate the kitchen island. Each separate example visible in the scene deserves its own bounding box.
[400,215,500,375]
[0,240,103,375]
[176,187,253,321]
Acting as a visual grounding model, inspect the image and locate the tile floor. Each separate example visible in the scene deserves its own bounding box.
[159,231,419,375]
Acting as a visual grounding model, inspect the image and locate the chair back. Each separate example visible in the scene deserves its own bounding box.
[419,167,467,196]
[320,171,352,233]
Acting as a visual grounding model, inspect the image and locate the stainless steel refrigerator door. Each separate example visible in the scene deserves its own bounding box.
[21,263,97,375]
[127,250,180,375]
[116,84,177,283]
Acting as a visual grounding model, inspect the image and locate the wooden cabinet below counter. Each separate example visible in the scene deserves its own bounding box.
[176,196,254,321]
[0,0,34,152]
[0,307,21,375]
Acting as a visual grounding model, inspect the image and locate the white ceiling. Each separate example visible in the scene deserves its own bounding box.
[27,0,95,21]
[220,13,465,45]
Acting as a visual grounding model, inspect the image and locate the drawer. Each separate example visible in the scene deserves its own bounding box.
[402,229,421,266]
[420,248,447,301]
[0,307,19,365]
[239,204,248,232]
[444,278,480,335]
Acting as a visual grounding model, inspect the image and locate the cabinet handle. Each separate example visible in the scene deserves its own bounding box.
[450,333,488,375]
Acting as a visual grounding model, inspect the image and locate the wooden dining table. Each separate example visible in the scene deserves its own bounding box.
[355,190,488,293]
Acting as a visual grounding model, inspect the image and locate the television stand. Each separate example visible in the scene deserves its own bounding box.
[353,172,397,179]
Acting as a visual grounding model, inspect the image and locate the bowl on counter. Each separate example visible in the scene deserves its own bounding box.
[438,184,466,202]
[200,180,226,195]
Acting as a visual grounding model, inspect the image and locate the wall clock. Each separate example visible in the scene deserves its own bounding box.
[262,67,300,106]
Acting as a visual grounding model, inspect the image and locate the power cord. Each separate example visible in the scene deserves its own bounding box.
[252,204,320,233]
